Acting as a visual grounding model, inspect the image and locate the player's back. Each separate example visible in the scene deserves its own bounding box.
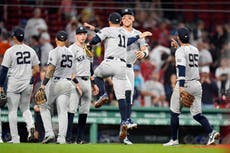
[69,43,91,77]
[97,27,128,60]
[48,46,74,79]
[2,44,39,80]
[175,45,200,81]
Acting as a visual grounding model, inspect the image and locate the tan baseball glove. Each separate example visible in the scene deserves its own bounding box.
[180,91,195,107]
[83,44,94,58]
[35,88,47,105]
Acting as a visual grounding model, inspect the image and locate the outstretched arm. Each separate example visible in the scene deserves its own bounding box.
[127,31,152,46]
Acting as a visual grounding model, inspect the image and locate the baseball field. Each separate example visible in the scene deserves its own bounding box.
[0,143,229,153]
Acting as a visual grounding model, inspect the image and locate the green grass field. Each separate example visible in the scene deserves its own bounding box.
[0,143,229,153]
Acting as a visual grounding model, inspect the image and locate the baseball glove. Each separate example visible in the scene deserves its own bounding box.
[0,91,7,108]
[35,88,47,105]
[180,91,195,107]
[83,44,94,58]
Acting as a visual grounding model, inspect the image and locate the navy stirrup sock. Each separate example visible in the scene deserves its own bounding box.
[118,99,127,122]
[170,111,179,140]
[193,113,213,133]
[125,90,132,119]
[95,77,106,97]
[77,114,87,142]
[66,112,74,140]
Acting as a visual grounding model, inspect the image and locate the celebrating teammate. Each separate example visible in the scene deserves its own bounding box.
[39,31,75,144]
[163,27,220,146]
[85,12,152,140]
[121,8,149,144]
[66,26,99,144]
[0,28,40,143]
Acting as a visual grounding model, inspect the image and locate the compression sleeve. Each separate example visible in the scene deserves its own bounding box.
[177,65,185,87]
[89,35,101,45]
[0,66,8,87]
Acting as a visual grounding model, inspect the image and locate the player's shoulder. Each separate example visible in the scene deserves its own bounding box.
[133,28,141,34]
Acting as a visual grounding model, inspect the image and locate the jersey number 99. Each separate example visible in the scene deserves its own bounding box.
[16,51,31,64]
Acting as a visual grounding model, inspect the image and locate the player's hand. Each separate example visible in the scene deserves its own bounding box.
[139,31,152,39]
[0,87,3,93]
[179,87,185,93]
[135,50,145,59]
[40,85,45,90]
[84,22,95,31]
[92,84,99,96]
[75,83,83,96]
[171,38,179,49]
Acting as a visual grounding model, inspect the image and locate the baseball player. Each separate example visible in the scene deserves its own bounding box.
[39,31,75,144]
[163,27,220,146]
[86,12,152,140]
[0,28,40,143]
[66,26,99,144]
[121,8,149,144]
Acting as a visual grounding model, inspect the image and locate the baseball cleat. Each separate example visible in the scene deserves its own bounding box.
[95,94,109,108]
[119,122,128,140]
[27,127,35,142]
[126,119,137,129]
[42,135,55,144]
[163,139,179,146]
[207,131,220,145]
[123,137,133,145]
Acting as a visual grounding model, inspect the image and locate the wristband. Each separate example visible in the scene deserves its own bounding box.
[42,77,50,86]
[72,78,79,84]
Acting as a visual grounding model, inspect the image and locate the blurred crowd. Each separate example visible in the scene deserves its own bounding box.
[0,1,229,109]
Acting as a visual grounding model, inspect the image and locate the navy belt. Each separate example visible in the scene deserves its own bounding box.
[107,56,126,63]
[126,64,132,68]
[80,76,90,81]
[54,77,71,80]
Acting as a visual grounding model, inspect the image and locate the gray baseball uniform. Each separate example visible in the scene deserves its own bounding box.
[68,43,92,114]
[1,43,40,143]
[123,27,147,103]
[170,45,201,116]
[40,46,75,143]
[94,27,130,99]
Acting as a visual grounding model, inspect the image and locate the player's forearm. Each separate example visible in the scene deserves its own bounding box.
[42,64,55,86]
[177,65,186,87]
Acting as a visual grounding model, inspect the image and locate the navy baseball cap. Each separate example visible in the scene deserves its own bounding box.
[76,26,87,34]
[56,30,68,41]
[177,27,190,43]
[121,8,134,16]
[109,12,121,24]
[12,28,24,41]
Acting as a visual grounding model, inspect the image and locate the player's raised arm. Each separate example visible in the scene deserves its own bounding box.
[127,31,152,46]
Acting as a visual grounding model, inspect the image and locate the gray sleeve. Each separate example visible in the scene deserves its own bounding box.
[1,49,11,68]
[31,50,40,66]
[47,50,57,66]
[96,27,109,41]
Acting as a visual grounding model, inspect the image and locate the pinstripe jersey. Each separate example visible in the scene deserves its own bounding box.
[69,43,92,77]
[96,27,128,60]
[175,45,200,81]
[122,27,147,64]
[2,44,39,92]
[47,46,74,79]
